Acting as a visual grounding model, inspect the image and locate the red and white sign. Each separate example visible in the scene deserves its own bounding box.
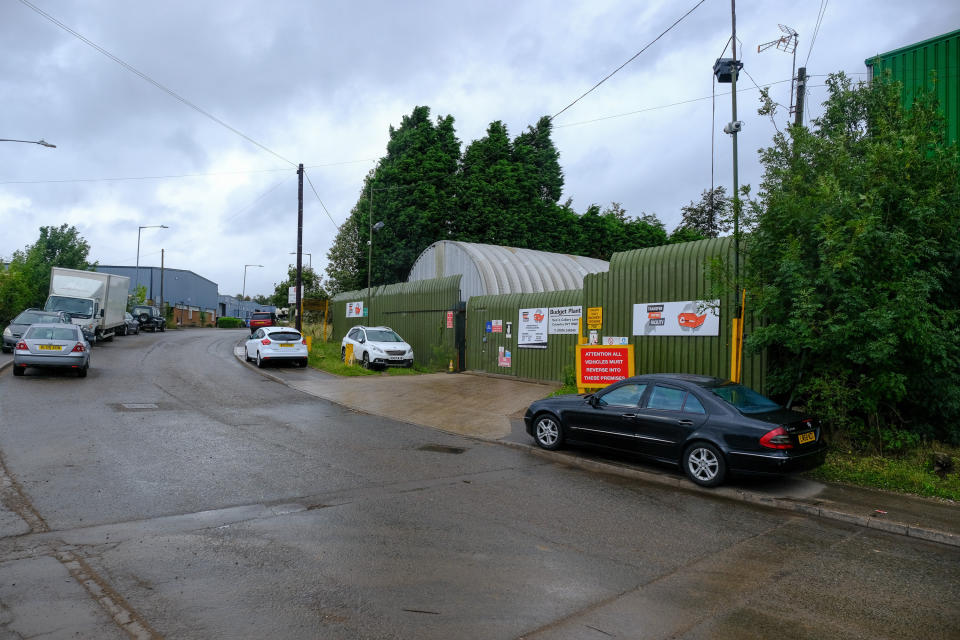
[575,345,635,389]
[446,311,454,328]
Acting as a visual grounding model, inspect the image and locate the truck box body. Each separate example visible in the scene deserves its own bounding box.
[45,267,130,341]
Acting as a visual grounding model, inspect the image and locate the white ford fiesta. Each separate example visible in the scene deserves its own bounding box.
[244,326,309,368]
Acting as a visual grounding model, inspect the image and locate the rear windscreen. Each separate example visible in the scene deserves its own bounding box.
[25,326,78,341]
[14,311,53,324]
[269,332,301,341]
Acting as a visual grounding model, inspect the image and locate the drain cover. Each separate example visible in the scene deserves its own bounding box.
[418,444,466,454]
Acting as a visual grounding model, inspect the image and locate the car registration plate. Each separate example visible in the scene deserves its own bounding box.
[38,344,63,351]
[278,343,294,347]
[798,431,816,444]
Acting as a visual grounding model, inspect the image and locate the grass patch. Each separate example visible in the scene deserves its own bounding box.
[807,443,960,501]
[305,338,429,377]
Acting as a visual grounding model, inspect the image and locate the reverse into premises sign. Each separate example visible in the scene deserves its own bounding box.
[576,345,635,388]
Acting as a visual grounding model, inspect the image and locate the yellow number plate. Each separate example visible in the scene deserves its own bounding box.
[278,343,294,347]
[38,345,63,351]
[798,431,816,444]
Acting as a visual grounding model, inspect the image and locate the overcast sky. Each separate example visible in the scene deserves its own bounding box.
[2,1,957,297]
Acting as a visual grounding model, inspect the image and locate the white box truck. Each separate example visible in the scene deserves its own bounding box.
[44,267,130,344]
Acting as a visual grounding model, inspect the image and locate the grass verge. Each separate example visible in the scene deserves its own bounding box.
[806,444,960,501]
[306,339,428,377]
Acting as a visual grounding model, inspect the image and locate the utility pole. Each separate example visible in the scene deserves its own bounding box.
[794,67,807,126]
[730,0,740,314]
[367,185,373,318]
[296,164,304,332]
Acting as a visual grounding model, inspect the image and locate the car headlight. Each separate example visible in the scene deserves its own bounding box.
[2,327,11,337]
[370,345,383,353]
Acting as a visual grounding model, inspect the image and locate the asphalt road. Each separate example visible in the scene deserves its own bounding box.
[0,329,957,639]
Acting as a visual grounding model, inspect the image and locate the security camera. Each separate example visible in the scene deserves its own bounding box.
[723,121,744,134]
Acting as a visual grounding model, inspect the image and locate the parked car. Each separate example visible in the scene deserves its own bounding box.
[116,312,140,336]
[132,305,166,332]
[12,323,90,378]
[524,373,827,487]
[249,311,278,330]
[3,308,71,353]
[340,325,414,369]
[244,326,308,368]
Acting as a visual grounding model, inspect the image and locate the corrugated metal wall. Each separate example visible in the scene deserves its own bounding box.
[866,29,960,145]
[331,275,462,367]
[584,236,765,391]
[466,290,582,382]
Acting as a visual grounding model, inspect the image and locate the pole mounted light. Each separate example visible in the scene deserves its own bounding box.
[241,264,263,320]
[0,138,56,147]
[289,252,311,269]
[136,225,168,300]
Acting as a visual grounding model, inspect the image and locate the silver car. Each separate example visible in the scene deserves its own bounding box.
[244,326,309,368]
[12,323,91,378]
[340,325,414,369]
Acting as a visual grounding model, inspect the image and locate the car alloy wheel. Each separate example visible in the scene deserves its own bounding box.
[684,442,726,487]
[361,352,370,369]
[534,414,563,450]
[341,347,346,362]
[256,352,265,368]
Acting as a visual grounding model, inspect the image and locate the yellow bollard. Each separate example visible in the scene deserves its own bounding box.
[304,336,313,352]
[345,343,354,366]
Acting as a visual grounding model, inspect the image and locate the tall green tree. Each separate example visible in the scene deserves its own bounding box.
[744,73,960,444]
[269,265,326,308]
[0,224,93,327]
[677,186,731,238]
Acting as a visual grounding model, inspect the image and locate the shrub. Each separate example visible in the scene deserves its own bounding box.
[217,316,244,329]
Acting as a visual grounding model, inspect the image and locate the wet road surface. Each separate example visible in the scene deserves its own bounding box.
[1,329,957,638]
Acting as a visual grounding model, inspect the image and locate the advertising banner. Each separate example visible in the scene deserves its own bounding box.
[632,300,720,336]
[518,308,548,349]
[576,345,635,389]
[548,306,582,335]
[346,301,364,318]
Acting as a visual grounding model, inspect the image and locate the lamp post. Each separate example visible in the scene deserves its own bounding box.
[0,138,56,147]
[289,252,311,269]
[241,264,263,324]
[136,225,168,301]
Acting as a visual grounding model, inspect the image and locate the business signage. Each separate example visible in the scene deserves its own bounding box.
[346,301,364,318]
[576,345,635,389]
[587,307,603,330]
[548,306,582,334]
[632,300,720,336]
[518,308,548,349]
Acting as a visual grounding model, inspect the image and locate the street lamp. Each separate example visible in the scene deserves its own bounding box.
[289,252,311,269]
[241,264,263,321]
[0,138,56,147]
[136,225,168,300]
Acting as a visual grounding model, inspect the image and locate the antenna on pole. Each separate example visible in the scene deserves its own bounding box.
[758,24,799,115]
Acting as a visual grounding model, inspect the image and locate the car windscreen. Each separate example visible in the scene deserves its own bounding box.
[268,331,301,341]
[133,307,154,316]
[46,296,93,318]
[13,311,56,324]
[25,326,78,341]
[708,383,781,414]
[366,330,402,342]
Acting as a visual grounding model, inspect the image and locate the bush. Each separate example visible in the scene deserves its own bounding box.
[217,316,244,329]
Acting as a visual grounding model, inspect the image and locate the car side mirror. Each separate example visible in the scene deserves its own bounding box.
[587,395,598,407]
[99,309,105,318]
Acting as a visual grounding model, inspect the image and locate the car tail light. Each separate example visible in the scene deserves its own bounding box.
[15,341,27,351]
[72,343,86,352]
[301,339,307,345]
[760,426,794,450]
[261,338,271,345]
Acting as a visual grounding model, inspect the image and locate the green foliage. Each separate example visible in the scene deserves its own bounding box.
[745,72,960,444]
[809,445,960,501]
[677,186,731,238]
[0,224,93,328]
[132,284,147,306]
[217,316,244,328]
[269,265,327,308]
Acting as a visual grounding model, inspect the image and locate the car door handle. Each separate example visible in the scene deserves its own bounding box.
[621,413,637,419]
[677,419,694,426]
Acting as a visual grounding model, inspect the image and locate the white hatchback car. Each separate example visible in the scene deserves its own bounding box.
[244,326,308,368]
[341,325,414,369]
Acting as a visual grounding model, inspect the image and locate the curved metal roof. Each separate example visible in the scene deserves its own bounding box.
[408,241,609,300]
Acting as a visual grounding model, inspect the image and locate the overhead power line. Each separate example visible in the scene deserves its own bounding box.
[805,0,829,67]
[550,0,709,121]
[303,170,340,228]
[18,0,296,167]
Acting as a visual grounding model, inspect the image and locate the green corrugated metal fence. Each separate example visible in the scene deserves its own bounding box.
[585,236,765,391]
[466,290,582,382]
[331,275,462,368]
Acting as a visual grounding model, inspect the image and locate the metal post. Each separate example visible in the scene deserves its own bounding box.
[135,227,142,294]
[296,164,304,332]
[159,249,164,312]
[794,67,807,127]
[367,184,373,318]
